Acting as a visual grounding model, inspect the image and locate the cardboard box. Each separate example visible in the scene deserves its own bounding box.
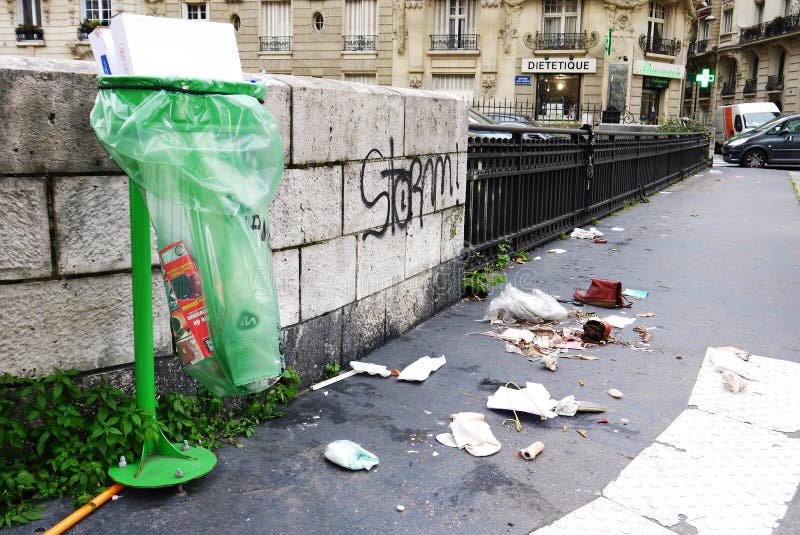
[88,27,120,75]
[110,13,242,80]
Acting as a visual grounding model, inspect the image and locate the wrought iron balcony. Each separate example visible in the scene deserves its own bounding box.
[16,27,44,41]
[721,81,735,96]
[743,78,757,94]
[687,39,709,56]
[343,35,377,51]
[429,33,478,51]
[260,36,292,52]
[740,14,800,43]
[532,31,589,50]
[639,35,681,56]
[766,74,784,92]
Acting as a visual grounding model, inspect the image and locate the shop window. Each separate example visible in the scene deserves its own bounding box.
[542,0,579,35]
[261,2,291,51]
[535,74,581,121]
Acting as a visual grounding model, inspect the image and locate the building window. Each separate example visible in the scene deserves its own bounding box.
[261,2,291,51]
[344,73,377,84]
[313,12,324,31]
[722,9,733,33]
[18,0,42,28]
[647,1,667,41]
[542,0,579,35]
[431,74,475,100]
[535,74,581,121]
[83,0,111,23]
[701,20,710,41]
[435,0,476,39]
[756,3,763,24]
[231,14,241,31]
[784,0,791,17]
[183,3,209,20]
[344,0,376,50]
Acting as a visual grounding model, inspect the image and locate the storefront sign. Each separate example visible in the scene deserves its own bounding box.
[515,75,532,85]
[522,58,597,74]
[643,76,670,90]
[633,60,685,79]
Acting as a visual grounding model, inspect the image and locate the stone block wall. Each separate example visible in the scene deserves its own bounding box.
[0,57,466,389]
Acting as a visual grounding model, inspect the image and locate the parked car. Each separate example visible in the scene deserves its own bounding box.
[714,102,780,152]
[486,112,534,124]
[468,108,549,140]
[722,113,800,167]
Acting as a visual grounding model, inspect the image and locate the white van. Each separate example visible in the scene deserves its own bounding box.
[714,102,780,150]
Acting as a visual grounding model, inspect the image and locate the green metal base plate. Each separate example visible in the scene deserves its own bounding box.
[108,444,217,488]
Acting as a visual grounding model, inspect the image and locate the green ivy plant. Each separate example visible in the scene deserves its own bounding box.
[0,368,300,528]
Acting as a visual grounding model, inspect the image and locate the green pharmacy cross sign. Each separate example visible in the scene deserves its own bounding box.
[695,68,715,88]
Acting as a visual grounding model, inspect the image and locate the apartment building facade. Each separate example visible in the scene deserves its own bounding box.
[686,0,800,124]
[2,0,697,123]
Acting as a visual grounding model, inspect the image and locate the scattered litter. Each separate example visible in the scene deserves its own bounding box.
[406,450,419,454]
[555,340,584,350]
[436,433,459,448]
[499,328,535,344]
[570,227,604,240]
[582,319,611,342]
[397,505,405,512]
[598,419,608,424]
[505,343,527,356]
[622,289,648,299]
[717,346,750,361]
[661,190,672,194]
[620,418,629,425]
[350,361,393,377]
[311,370,360,390]
[540,354,558,371]
[593,238,608,244]
[324,440,379,471]
[486,382,558,420]
[447,412,501,457]
[576,401,607,413]
[610,227,625,231]
[518,441,544,460]
[633,326,653,343]
[708,347,759,380]
[397,355,446,382]
[484,284,568,323]
[634,312,655,318]
[579,379,584,386]
[604,315,636,328]
[533,256,542,261]
[608,388,624,399]
[578,429,587,438]
[708,169,722,174]
[562,355,599,361]
[423,410,432,415]
[563,425,567,432]
[574,279,631,308]
[432,452,439,457]
[722,370,749,393]
[548,248,567,254]
[556,395,580,417]
[111,495,120,501]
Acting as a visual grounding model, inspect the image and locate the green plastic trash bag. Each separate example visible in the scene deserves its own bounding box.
[90,76,284,396]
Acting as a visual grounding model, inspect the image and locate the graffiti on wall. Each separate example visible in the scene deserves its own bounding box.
[360,137,460,240]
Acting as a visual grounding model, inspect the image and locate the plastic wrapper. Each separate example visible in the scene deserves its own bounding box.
[484,283,567,323]
[324,440,379,471]
[91,76,284,396]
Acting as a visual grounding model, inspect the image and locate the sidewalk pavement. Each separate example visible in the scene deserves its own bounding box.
[19,162,800,534]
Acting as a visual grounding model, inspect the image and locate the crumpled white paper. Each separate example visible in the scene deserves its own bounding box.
[498,328,535,344]
[443,412,501,457]
[709,347,760,381]
[486,382,558,419]
[604,315,636,328]
[397,355,446,382]
[570,227,604,240]
[350,361,392,377]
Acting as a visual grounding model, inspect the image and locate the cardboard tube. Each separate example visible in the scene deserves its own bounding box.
[518,441,544,460]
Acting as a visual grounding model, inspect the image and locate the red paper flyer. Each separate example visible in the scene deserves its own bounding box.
[159,241,214,365]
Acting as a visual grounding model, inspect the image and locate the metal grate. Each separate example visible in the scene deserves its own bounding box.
[429,34,478,50]
[343,35,377,51]
[740,14,800,43]
[743,78,757,94]
[260,36,292,52]
[766,74,784,92]
[533,32,588,50]
[639,35,681,56]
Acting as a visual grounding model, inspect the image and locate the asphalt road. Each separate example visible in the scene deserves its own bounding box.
[17,161,800,534]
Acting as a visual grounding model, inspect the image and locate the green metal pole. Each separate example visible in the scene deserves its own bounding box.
[129,180,155,415]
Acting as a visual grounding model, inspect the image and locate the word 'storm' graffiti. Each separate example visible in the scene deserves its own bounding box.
[360,138,459,240]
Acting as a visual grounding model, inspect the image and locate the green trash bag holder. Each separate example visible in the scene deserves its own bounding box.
[108,182,217,488]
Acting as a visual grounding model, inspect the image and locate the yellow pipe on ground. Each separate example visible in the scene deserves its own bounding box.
[44,483,125,535]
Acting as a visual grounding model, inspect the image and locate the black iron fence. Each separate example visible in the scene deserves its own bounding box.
[429,33,478,50]
[639,35,681,56]
[744,78,757,94]
[471,98,638,126]
[343,35,377,51]
[532,31,589,50]
[721,81,735,96]
[766,74,784,92]
[16,28,43,41]
[464,125,709,270]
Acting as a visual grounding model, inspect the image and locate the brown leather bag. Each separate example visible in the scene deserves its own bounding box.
[574,279,632,308]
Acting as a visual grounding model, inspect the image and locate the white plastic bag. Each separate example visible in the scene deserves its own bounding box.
[324,440,379,471]
[483,284,567,323]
